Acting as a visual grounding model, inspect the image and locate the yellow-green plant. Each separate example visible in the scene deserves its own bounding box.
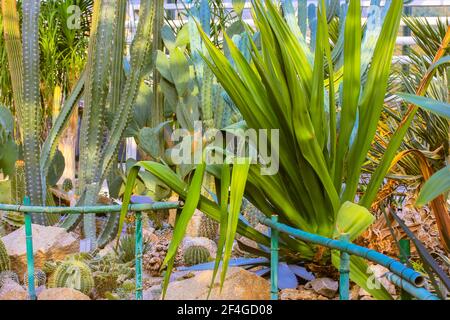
[122,0,407,300]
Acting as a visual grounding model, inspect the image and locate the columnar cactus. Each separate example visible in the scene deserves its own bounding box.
[0,239,11,272]
[59,0,157,250]
[51,260,94,295]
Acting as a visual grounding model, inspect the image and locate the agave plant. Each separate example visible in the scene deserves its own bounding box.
[116,0,412,300]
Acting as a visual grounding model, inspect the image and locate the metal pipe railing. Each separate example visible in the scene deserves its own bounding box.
[0,197,181,300]
[261,216,440,300]
[1,199,439,300]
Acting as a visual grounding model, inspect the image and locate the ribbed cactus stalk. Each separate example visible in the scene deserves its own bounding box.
[11,160,26,204]
[0,239,11,272]
[2,160,26,228]
[21,0,47,224]
[59,0,156,250]
[183,246,210,266]
[51,260,94,295]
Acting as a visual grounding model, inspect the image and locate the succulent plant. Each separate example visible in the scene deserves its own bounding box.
[143,239,170,276]
[0,271,19,288]
[241,199,265,228]
[62,178,73,192]
[23,269,46,288]
[50,260,94,295]
[116,233,151,264]
[198,213,219,241]
[93,271,119,298]
[42,260,59,276]
[0,239,10,272]
[2,160,26,229]
[183,246,210,266]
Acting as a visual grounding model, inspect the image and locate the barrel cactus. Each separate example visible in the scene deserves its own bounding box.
[198,214,219,241]
[42,260,59,276]
[50,260,94,295]
[62,178,73,192]
[0,239,10,272]
[0,271,19,288]
[2,160,26,229]
[183,246,210,266]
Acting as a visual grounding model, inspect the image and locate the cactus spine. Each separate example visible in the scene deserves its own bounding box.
[183,246,210,266]
[51,260,94,295]
[0,239,10,272]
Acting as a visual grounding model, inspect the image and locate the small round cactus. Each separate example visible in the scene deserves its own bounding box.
[183,246,211,266]
[51,260,94,295]
[0,239,10,272]
[62,178,74,192]
[198,214,219,241]
[24,269,47,288]
[0,271,19,288]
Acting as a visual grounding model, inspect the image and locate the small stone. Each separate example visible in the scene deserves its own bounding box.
[306,278,338,298]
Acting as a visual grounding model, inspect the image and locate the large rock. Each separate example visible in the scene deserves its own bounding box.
[1,224,79,278]
[0,279,28,300]
[165,267,270,300]
[181,236,217,259]
[38,288,90,300]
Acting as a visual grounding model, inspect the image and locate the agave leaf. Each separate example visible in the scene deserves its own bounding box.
[334,201,374,241]
[232,0,246,17]
[397,93,450,119]
[334,0,361,191]
[220,159,251,290]
[417,166,450,206]
[208,164,231,298]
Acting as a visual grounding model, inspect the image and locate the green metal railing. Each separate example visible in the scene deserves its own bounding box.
[0,200,440,300]
[262,215,440,300]
[0,197,181,300]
